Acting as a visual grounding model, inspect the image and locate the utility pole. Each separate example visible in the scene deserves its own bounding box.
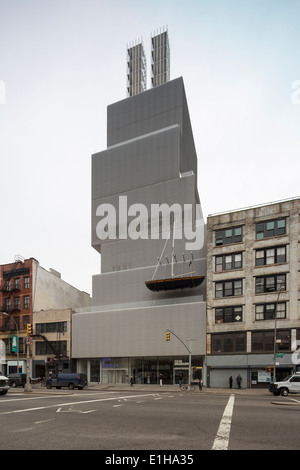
[25,324,32,392]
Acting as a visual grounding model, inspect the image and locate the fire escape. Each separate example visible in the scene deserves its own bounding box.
[0,257,26,361]
[0,258,24,319]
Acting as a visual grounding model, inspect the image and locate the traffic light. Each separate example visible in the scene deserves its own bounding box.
[27,324,32,336]
[166,331,170,342]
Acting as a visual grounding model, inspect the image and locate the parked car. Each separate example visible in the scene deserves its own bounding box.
[0,374,10,395]
[269,372,300,396]
[8,373,26,388]
[46,373,87,390]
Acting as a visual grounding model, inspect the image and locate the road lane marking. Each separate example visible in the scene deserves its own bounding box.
[211,394,235,450]
[0,393,159,416]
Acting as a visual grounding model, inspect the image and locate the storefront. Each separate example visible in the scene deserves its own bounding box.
[77,356,204,385]
[207,354,297,388]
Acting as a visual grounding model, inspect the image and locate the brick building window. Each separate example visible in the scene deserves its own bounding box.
[215,252,242,271]
[215,279,243,298]
[255,246,286,265]
[215,227,242,246]
[255,274,286,293]
[255,302,286,321]
[215,306,243,323]
[252,329,290,352]
[256,218,286,240]
[211,332,246,354]
[23,295,30,309]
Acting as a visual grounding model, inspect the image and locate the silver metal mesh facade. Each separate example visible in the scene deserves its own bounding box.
[72,77,206,360]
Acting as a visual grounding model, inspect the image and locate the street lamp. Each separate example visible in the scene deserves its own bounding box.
[166,329,196,389]
[2,312,19,372]
[273,284,285,383]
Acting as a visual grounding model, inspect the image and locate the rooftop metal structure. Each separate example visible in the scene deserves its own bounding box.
[126,39,147,97]
[151,26,170,88]
[126,27,170,96]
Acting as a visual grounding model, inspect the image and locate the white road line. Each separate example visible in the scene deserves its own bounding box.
[211,394,235,451]
[0,393,158,416]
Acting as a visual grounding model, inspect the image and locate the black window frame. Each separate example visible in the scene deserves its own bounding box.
[255,273,286,294]
[215,226,242,246]
[252,329,290,352]
[255,245,286,266]
[256,218,286,240]
[215,279,243,298]
[215,306,243,324]
[211,332,247,354]
[215,252,242,272]
[255,302,286,321]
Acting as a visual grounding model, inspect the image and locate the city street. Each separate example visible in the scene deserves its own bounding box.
[0,386,299,451]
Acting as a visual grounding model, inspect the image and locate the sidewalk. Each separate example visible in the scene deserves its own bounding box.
[86,383,269,395]
[10,382,270,395]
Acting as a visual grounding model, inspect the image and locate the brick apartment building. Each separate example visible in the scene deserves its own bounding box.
[0,256,90,376]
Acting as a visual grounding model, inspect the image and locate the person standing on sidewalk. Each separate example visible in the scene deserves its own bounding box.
[229,376,233,389]
[178,373,183,389]
[236,374,242,389]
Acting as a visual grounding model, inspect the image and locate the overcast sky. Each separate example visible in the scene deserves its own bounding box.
[0,0,299,295]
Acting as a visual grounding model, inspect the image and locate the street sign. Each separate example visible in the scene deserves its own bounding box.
[26,336,33,345]
[11,335,18,353]
[276,353,285,358]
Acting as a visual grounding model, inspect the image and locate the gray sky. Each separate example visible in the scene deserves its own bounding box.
[0,0,299,294]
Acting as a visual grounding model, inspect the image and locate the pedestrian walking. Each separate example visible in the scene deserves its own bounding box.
[236,374,242,389]
[229,376,233,389]
[130,376,134,387]
[159,373,163,386]
[198,378,203,391]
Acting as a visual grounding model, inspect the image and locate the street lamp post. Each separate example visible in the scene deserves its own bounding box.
[3,312,19,372]
[273,284,285,383]
[166,329,196,390]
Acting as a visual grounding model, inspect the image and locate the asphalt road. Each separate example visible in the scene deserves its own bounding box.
[0,388,299,452]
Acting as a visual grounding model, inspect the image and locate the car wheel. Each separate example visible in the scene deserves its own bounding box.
[46,383,52,389]
[68,383,74,390]
[281,388,289,396]
[11,381,17,388]
[0,390,8,395]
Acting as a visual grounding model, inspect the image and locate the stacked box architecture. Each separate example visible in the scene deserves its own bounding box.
[72,49,207,384]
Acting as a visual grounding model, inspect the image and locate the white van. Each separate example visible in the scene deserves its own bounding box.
[270,372,300,396]
[0,375,10,395]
